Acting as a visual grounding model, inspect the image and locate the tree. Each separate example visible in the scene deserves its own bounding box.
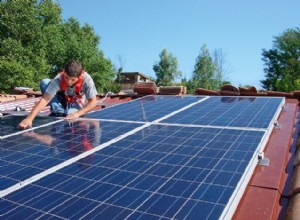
[192,44,217,90]
[153,49,182,86]
[184,47,230,93]
[114,55,124,83]
[0,0,53,92]
[260,28,300,91]
[213,48,231,88]
[60,17,115,93]
[181,77,197,94]
[0,0,115,93]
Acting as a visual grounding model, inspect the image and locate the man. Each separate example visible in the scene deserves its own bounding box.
[18,60,98,129]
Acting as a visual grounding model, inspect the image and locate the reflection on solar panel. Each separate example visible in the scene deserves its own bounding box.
[1,120,140,190]
[1,95,284,219]
[0,115,59,137]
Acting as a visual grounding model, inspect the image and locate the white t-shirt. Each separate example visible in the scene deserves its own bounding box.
[45,72,98,108]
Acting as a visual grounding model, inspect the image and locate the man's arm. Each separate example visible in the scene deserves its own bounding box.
[18,93,53,129]
[23,131,55,146]
[65,95,97,120]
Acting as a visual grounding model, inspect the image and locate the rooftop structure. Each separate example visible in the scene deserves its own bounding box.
[119,72,151,94]
[1,87,300,219]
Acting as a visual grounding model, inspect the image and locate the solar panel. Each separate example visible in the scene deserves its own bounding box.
[162,97,284,128]
[1,120,141,189]
[0,95,284,219]
[87,95,204,122]
[0,115,59,137]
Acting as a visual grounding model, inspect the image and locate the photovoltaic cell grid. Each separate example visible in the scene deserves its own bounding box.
[163,97,284,128]
[87,95,203,122]
[2,125,265,219]
[0,120,141,190]
[0,95,284,220]
[0,115,59,137]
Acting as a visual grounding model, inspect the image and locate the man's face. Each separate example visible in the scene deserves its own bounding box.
[64,73,79,87]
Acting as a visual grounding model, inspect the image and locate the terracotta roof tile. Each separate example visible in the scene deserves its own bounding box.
[0,97,49,113]
[220,84,239,92]
[232,187,281,219]
[195,88,220,96]
[267,91,294,98]
[233,99,299,219]
[133,82,157,95]
[159,86,186,95]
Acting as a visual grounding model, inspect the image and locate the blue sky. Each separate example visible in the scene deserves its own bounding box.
[59,0,300,89]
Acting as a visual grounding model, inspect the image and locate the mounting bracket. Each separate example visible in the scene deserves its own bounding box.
[282,105,288,112]
[274,121,280,129]
[258,152,270,166]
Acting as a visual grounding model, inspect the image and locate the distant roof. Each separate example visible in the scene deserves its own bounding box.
[120,72,150,80]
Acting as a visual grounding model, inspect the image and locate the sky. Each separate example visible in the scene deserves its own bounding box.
[59,0,300,89]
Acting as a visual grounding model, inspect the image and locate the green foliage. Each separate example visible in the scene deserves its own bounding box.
[109,82,120,94]
[0,0,51,92]
[181,77,198,94]
[275,71,300,92]
[60,18,115,93]
[153,49,182,86]
[88,51,115,93]
[222,81,231,86]
[213,49,228,89]
[261,28,300,91]
[192,44,224,91]
[182,48,231,93]
[0,0,114,93]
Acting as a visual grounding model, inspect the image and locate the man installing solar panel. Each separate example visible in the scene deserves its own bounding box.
[18,60,98,129]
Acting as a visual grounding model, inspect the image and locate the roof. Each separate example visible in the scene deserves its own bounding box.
[120,72,150,80]
[0,92,299,219]
[233,98,299,219]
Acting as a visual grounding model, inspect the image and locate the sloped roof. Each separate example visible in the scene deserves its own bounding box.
[0,92,299,219]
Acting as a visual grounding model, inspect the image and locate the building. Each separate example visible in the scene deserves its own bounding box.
[119,72,151,94]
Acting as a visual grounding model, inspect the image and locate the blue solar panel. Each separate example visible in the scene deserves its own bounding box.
[0,115,59,137]
[163,97,284,128]
[0,95,284,219]
[1,119,140,189]
[88,95,203,122]
[2,125,265,219]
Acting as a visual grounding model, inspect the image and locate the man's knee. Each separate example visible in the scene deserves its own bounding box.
[40,79,51,94]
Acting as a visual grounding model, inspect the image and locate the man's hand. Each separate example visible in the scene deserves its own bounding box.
[64,112,80,121]
[18,118,33,130]
[17,93,52,130]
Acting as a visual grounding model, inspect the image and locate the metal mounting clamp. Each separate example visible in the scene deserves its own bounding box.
[258,152,270,166]
[274,121,280,129]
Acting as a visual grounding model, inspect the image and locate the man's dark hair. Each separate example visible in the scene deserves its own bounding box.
[65,60,83,77]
